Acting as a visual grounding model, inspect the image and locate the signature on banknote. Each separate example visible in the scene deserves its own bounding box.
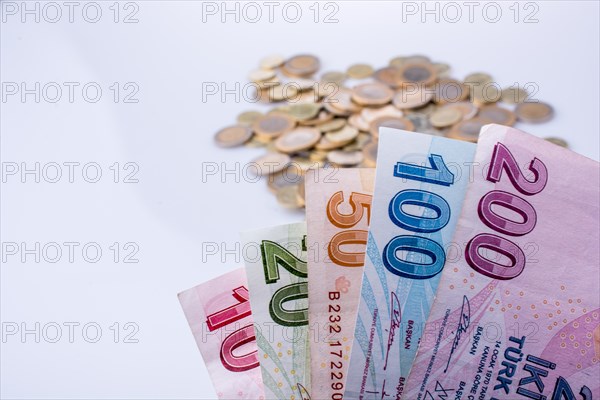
[384,291,402,370]
[444,295,471,373]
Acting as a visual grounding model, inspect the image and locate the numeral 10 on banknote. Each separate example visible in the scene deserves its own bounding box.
[206,286,259,372]
[466,143,547,279]
[383,154,453,279]
[261,239,309,326]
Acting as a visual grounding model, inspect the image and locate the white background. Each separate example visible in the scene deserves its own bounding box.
[1,1,599,398]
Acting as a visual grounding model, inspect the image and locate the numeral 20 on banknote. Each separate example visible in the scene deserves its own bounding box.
[261,239,309,326]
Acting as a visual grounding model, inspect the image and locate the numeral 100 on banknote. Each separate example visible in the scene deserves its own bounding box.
[383,154,454,279]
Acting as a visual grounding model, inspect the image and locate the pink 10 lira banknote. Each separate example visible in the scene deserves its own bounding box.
[405,124,600,399]
[178,268,265,400]
[305,168,375,400]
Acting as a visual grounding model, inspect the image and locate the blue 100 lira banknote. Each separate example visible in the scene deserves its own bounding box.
[344,128,476,399]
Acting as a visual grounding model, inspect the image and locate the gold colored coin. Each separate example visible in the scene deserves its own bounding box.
[321,71,346,84]
[268,84,299,102]
[309,150,329,162]
[290,157,323,174]
[471,83,501,106]
[327,150,364,166]
[369,116,415,138]
[282,54,320,77]
[397,63,437,87]
[267,167,303,193]
[252,152,292,175]
[236,111,263,126]
[248,68,277,82]
[289,90,318,104]
[361,105,404,124]
[244,135,268,148]
[268,105,291,115]
[515,102,554,123]
[362,142,378,167]
[326,88,362,113]
[325,125,359,144]
[447,117,494,142]
[299,110,334,126]
[259,54,285,70]
[315,135,351,151]
[392,87,433,109]
[347,63,374,79]
[430,108,463,128]
[288,78,317,92]
[276,185,303,209]
[432,79,469,104]
[351,83,394,106]
[405,55,431,64]
[501,87,528,104]
[348,113,371,131]
[274,127,321,153]
[405,113,432,133]
[318,118,347,132]
[478,105,517,126]
[544,137,568,148]
[343,132,371,151]
[288,103,321,121]
[214,125,253,148]
[406,102,437,116]
[252,113,296,139]
[323,100,352,117]
[389,56,408,68]
[374,67,404,88]
[442,102,478,120]
[464,72,493,85]
[254,78,281,89]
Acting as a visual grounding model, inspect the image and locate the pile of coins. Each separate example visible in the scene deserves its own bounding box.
[214,54,565,209]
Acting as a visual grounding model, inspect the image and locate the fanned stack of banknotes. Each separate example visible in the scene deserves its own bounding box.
[179,124,600,400]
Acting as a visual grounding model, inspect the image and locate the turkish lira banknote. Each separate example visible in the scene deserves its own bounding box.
[178,268,264,399]
[404,124,600,399]
[305,168,375,400]
[345,128,477,399]
[241,222,311,400]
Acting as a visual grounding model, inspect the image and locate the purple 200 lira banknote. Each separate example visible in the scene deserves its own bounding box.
[405,124,599,399]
